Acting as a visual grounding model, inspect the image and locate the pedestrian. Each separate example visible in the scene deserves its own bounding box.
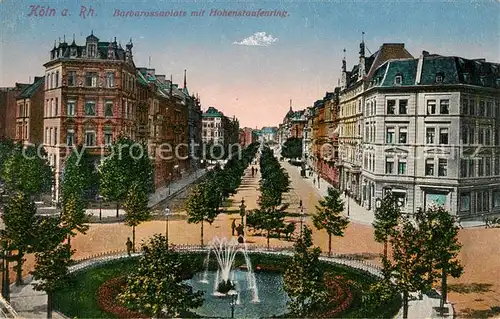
[231,219,236,236]
[126,237,133,256]
[251,167,255,177]
[313,178,316,186]
[255,168,258,174]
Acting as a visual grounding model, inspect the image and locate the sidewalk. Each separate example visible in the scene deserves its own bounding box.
[284,163,374,225]
[84,168,209,219]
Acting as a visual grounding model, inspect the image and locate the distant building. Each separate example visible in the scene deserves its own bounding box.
[202,106,225,145]
[0,83,30,139]
[16,76,45,144]
[259,126,277,143]
[239,127,253,147]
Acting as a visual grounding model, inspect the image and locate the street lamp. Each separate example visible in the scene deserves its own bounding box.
[345,188,351,216]
[228,289,238,318]
[164,207,172,248]
[168,173,172,195]
[95,194,103,220]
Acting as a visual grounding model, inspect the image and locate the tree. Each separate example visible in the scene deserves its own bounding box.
[60,192,89,251]
[118,235,204,317]
[281,137,303,159]
[60,146,97,201]
[0,138,15,178]
[283,226,328,316]
[32,243,73,319]
[416,206,463,315]
[384,215,434,319]
[312,187,349,256]
[186,182,219,247]
[373,192,401,260]
[99,137,155,217]
[123,181,151,252]
[1,192,38,285]
[1,143,53,197]
[254,204,288,248]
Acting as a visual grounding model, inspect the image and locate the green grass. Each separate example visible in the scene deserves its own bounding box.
[53,258,139,319]
[54,253,401,318]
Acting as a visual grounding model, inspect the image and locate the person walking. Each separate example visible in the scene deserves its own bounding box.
[251,167,255,177]
[231,219,236,236]
[126,237,133,256]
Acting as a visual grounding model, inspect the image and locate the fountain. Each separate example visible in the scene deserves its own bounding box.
[201,237,260,303]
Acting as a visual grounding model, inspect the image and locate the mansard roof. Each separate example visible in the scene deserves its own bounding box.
[19,76,44,98]
[203,106,224,117]
[369,53,500,88]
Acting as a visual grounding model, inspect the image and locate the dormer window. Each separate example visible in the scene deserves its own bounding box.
[436,74,444,83]
[70,47,77,57]
[496,78,500,87]
[463,73,470,83]
[394,74,402,85]
[88,44,97,58]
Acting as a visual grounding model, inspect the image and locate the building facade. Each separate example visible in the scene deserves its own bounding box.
[361,52,500,218]
[43,32,138,201]
[0,84,30,139]
[15,77,45,144]
[338,42,414,201]
[202,106,225,145]
[239,127,254,147]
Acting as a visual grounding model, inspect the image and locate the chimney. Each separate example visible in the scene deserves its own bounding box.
[422,50,429,56]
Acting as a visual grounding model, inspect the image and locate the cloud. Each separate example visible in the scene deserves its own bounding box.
[233,32,278,46]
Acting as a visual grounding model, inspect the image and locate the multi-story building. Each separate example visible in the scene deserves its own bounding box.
[183,73,203,170]
[360,52,500,218]
[15,77,45,144]
[239,127,254,147]
[202,106,225,145]
[259,127,278,143]
[43,32,138,201]
[0,84,30,139]
[338,42,413,201]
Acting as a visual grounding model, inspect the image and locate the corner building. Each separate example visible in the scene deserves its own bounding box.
[43,32,138,201]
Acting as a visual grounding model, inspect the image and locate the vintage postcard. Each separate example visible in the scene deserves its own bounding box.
[0,0,499,318]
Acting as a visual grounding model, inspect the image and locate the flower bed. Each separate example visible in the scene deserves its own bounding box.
[96,277,148,318]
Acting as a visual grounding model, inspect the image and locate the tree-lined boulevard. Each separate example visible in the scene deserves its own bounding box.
[0,140,499,318]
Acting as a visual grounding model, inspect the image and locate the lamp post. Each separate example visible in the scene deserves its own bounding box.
[96,194,103,220]
[228,289,238,318]
[168,173,172,195]
[164,207,171,248]
[345,188,351,216]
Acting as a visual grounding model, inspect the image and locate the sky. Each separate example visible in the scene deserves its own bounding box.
[1,0,499,128]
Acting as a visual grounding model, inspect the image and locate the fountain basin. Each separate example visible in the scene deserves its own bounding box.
[187,270,289,318]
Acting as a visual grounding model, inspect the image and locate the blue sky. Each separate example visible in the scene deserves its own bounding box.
[1,0,499,127]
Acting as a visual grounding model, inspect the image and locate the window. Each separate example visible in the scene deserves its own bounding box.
[460,193,470,212]
[106,72,115,88]
[469,159,475,177]
[55,98,58,116]
[104,100,113,117]
[439,128,449,144]
[478,128,484,145]
[485,128,491,145]
[66,129,74,146]
[477,191,489,212]
[55,71,59,87]
[67,100,75,116]
[462,126,468,144]
[399,127,408,144]
[486,157,491,176]
[399,100,408,114]
[426,127,435,144]
[394,75,402,85]
[84,100,96,116]
[425,159,435,175]
[470,100,476,115]
[493,190,500,208]
[85,72,98,87]
[45,128,48,144]
[496,156,500,175]
[427,100,437,115]
[385,157,394,174]
[387,100,396,114]
[398,159,407,175]
[460,159,468,178]
[469,126,475,144]
[104,127,113,145]
[438,159,447,176]
[479,101,486,116]
[70,47,77,57]
[461,99,469,115]
[386,127,395,143]
[50,73,54,89]
[54,127,58,144]
[436,74,443,83]
[486,101,492,117]
[440,100,449,114]
[85,131,96,146]
[67,71,76,87]
[88,44,97,58]
[49,128,52,144]
[478,158,484,176]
